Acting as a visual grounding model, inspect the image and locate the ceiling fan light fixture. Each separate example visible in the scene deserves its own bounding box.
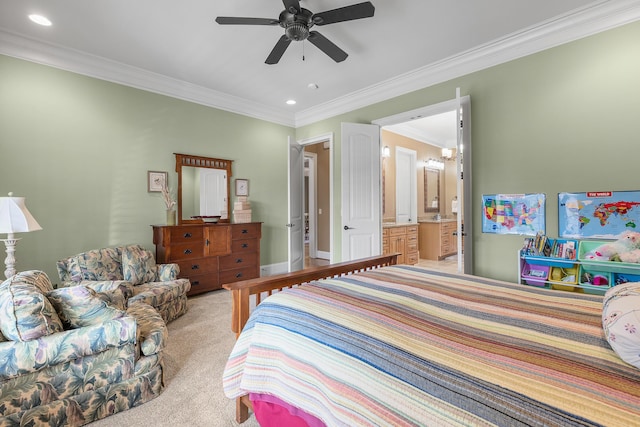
[285,23,309,41]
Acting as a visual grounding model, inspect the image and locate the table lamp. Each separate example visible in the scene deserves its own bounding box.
[0,192,42,279]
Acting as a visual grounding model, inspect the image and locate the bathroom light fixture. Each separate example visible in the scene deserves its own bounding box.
[425,158,444,170]
[28,14,52,26]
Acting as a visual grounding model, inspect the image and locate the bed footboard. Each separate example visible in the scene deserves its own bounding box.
[224,254,398,336]
[223,254,398,423]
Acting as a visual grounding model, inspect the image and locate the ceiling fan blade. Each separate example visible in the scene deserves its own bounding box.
[312,1,375,25]
[215,16,279,25]
[282,0,301,14]
[308,31,348,63]
[265,35,292,64]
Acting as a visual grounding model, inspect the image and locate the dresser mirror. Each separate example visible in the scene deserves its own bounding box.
[424,167,440,213]
[175,153,233,224]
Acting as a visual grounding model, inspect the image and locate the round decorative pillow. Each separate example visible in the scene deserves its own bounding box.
[602,282,640,369]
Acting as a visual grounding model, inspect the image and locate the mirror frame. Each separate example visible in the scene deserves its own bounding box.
[424,166,441,213]
[175,153,233,224]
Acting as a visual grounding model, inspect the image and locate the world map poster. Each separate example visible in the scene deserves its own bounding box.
[558,191,640,239]
[482,193,546,235]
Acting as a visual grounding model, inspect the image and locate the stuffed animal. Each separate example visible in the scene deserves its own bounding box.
[619,248,640,264]
[587,231,640,263]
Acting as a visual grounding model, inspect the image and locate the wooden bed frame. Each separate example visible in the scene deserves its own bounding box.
[223,253,399,423]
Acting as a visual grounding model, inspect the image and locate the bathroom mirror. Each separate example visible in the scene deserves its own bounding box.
[175,153,233,224]
[424,167,440,213]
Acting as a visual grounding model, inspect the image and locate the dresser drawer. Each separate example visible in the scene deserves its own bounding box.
[219,252,259,271]
[231,238,259,254]
[388,227,406,237]
[186,274,221,296]
[169,227,204,243]
[168,242,204,260]
[219,266,259,284]
[231,223,261,240]
[176,258,218,276]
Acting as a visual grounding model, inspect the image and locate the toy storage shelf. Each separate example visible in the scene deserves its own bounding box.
[518,240,640,295]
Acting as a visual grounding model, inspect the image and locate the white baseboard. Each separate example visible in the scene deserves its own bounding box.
[316,251,330,260]
[260,262,289,277]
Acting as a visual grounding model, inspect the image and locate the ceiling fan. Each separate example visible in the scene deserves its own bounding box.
[215,1,375,64]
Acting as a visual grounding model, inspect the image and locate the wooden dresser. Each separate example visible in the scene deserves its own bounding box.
[418,220,459,261]
[152,222,261,296]
[382,224,418,265]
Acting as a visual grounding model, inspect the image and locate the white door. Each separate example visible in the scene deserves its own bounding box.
[288,137,305,272]
[395,147,417,223]
[341,123,381,261]
[200,168,227,218]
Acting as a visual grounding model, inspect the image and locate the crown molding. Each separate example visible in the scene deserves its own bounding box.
[0,29,296,127]
[294,0,640,127]
[2,1,639,130]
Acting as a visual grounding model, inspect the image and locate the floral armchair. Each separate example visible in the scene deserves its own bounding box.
[0,270,167,426]
[56,244,191,323]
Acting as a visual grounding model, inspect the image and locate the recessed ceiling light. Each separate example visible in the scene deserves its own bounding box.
[28,14,52,26]
[286,99,296,105]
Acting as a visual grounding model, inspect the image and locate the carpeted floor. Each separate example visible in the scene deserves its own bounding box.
[92,290,260,427]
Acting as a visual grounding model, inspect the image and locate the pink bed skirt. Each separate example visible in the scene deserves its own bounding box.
[249,393,326,427]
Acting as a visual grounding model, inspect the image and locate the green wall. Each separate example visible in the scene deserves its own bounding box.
[2,20,639,284]
[297,21,640,281]
[0,55,294,282]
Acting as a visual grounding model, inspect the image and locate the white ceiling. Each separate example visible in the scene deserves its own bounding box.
[385,111,457,149]
[1,1,639,128]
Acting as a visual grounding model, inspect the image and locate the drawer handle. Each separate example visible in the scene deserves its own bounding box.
[191,264,200,270]
[184,232,192,238]
[236,258,243,263]
[184,249,192,254]
[242,229,249,234]
[235,272,243,278]
[192,281,200,286]
[241,243,249,248]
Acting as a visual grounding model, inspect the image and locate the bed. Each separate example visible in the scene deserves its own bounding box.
[222,254,640,426]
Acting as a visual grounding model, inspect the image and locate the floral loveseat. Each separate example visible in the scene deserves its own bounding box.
[0,270,168,426]
[56,245,190,323]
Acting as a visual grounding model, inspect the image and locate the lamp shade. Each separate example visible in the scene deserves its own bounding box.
[0,193,42,234]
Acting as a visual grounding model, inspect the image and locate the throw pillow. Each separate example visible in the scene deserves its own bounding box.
[0,271,64,341]
[47,285,126,329]
[77,247,124,281]
[602,282,640,369]
[122,245,157,285]
[56,255,83,282]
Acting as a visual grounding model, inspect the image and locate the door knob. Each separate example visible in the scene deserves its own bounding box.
[344,225,354,230]
[285,223,294,228]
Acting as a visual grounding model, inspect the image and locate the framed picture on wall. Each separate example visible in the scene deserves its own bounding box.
[235,179,249,196]
[148,171,167,192]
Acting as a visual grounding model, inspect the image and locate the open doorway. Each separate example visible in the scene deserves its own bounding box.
[303,148,330,268]
[289,133,334,272]
[373,95,472,274]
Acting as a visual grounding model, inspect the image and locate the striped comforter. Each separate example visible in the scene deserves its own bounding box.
[223,266,640,426]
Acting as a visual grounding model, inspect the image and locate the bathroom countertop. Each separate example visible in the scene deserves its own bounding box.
[382,222,416,228]
[418,218,458,224]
